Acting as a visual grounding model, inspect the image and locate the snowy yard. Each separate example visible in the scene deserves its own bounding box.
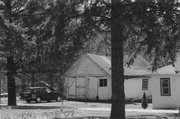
[0,97,179,119]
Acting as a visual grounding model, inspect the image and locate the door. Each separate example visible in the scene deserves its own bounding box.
[67,78,76,99]
[77,78,89,99]
[87,77,98,100]
[98,78,109,100]
[45,88,54,100]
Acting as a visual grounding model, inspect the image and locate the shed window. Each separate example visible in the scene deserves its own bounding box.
[160,78,171,96]
[99,79,107,87]
[142,79,148,90]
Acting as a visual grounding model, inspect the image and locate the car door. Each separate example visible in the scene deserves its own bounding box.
[39,88,48,100]
[45,88,54,100]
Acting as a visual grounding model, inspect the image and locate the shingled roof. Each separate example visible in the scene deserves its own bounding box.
[65,53,151,78]
[154,64,176,74]
[87,54,151,76]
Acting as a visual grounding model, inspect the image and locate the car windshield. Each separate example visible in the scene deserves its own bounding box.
[24,88,40,93]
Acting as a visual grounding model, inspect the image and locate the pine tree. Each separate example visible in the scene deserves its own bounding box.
[0,0,28,105]
[74,0,180,118]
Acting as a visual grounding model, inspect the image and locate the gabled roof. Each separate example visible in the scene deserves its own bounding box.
[87,54,111,76]
[87,53,151,76]
[153,64,176,74]
[65,53,151,77]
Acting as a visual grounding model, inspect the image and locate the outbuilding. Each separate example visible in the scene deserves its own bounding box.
[64,54,151,101]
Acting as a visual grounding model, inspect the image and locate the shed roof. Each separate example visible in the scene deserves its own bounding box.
[65,53,151,77]
[87,54,111,75]
[153,64,176,74]
[87,54,151,76]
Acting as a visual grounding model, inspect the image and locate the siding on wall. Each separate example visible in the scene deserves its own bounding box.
[65,54,151,101]
[66,77,152,100]
[152,75,180,109]
[66,78,76,99]
[65,55,110,77]
[87,77,98,100]
[65,55,111,100]
[124,78,152,100]
[66,77,111,100]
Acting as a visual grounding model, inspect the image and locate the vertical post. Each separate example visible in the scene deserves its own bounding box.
[31,71,35,87]
[86,78,90,100]
[96,79,99,101]
[75,77,77,98]
[0,75,1,104]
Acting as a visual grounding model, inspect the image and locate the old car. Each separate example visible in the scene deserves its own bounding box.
[20,87,62,103]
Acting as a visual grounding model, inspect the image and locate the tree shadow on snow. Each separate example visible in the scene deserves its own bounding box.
[0,105,70,110]
[127,114,169,119]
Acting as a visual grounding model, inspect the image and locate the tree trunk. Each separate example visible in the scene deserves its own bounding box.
[7,56,17,106]
[0,74,1,104]
[110,0,125,119]
[31,72,35,87]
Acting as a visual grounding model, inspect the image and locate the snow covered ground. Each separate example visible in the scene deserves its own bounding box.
[0,97,179,119]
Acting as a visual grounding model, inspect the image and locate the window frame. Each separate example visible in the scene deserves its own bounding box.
[99,78,107,87]
[142,79,149,90]
[160,78,171,96]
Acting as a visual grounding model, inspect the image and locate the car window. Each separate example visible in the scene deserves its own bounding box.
[45,88,52,93]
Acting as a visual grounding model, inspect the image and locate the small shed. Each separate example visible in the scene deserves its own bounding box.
[64,54,151,101]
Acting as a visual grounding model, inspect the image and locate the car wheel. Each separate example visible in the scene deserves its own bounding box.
[56,96,62,102]
[26,100,30,103]
[36,97,41,103]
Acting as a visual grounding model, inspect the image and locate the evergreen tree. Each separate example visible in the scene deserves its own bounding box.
[142,92,148,109]
[0,0,29,106]
[110,0,180,118]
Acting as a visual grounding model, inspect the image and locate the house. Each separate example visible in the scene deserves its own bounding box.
[64,53,151,101]
[151,52,180,109]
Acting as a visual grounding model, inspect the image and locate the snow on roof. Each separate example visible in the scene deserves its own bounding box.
[87,54,151,76]
[154,64,176,74]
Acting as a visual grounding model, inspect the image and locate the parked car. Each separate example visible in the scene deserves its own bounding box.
[20,87,62,103]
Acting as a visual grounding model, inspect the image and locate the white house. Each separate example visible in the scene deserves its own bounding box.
[151,65,180,109]
[64,54,152,101]
[151,52,180,109]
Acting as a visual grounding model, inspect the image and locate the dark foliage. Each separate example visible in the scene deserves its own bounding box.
[141,92,148,109]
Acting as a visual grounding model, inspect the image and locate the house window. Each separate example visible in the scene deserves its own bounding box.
[99,79,107,87]
[160,78,171,96]
[142,79,148,90]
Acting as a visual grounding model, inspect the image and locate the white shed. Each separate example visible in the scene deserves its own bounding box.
[64,54,151,101]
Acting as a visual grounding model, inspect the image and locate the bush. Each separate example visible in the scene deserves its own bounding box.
[141,92,148,109]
